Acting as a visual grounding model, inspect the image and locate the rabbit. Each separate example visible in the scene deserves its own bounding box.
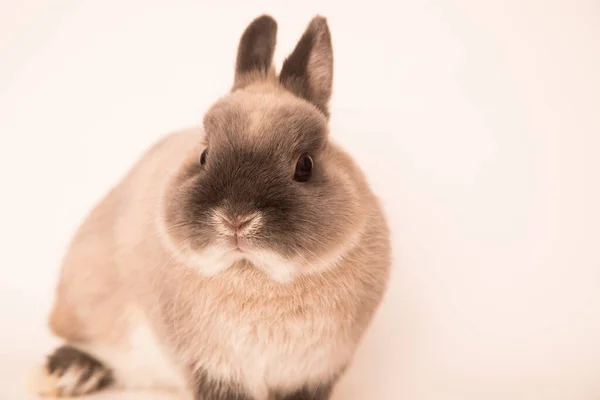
[31,14,391,400]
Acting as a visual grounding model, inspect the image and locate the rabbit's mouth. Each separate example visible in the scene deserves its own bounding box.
[229,235,249,253]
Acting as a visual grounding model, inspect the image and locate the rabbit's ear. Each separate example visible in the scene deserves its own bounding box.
[233,15,278,90]
[279,16,333,117]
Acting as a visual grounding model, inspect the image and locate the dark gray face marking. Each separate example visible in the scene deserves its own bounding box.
[166,94,358,263]
[275,382,335,400]
[193,368,255,400]
[46,345,113,395]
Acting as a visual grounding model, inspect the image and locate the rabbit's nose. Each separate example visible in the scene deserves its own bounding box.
[220,214,256,234]
[228,215,253,231]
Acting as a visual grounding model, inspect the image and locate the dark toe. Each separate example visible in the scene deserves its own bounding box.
[46,345,113,393]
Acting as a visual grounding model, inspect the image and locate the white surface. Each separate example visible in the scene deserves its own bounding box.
[1,1,600,399]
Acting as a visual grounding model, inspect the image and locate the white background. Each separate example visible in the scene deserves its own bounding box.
[1,1,599,399]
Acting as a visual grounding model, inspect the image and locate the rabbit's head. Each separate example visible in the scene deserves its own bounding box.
[160,15,366,282]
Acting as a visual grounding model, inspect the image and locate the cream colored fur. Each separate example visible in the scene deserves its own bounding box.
[35,14,392,400]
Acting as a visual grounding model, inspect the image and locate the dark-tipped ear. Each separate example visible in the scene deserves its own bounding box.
[279,16,333,117]
[233,15,278,90]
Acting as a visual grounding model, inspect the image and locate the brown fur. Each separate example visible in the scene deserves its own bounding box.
[43,14,391,400]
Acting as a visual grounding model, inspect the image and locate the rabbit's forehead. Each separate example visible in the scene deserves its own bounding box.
[204,89,327,148]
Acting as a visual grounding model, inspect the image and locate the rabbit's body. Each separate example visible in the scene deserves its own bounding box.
[34,15,391,400]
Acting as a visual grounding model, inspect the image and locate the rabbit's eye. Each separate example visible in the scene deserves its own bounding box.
[200,149,208,166]
[294,153,313,182]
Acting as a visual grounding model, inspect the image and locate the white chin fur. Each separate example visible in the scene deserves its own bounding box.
[186,246,245,276]
[244,250,300,283]
[186,245,300,283]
